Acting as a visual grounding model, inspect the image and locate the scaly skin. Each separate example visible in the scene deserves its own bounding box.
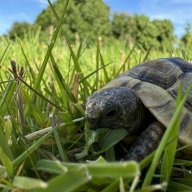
[85,87,146,134]
[85,87,165,161]
[123,121,165,161]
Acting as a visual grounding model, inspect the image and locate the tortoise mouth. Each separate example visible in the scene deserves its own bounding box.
[86,118,101,130]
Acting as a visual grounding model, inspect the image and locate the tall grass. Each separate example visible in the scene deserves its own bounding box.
[0,2,192,191]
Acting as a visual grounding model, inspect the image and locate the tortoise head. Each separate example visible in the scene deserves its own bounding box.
[85,87,143,133]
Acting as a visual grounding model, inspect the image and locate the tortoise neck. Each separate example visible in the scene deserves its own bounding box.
[130,96,153,134]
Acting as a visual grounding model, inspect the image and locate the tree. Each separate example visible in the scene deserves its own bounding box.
[112,13,137,42]
[181,23,192,46]
[152,19,174,50]
[8,22,32,39]
[111,13,174,50]
[8,0,175,50]
[35,0,111,43]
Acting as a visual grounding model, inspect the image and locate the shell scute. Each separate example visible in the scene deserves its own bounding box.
[105,57,192,148]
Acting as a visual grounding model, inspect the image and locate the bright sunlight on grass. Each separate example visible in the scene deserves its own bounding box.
[0,1,192,192]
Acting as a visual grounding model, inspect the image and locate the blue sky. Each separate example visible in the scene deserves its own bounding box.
[0,0,192,37]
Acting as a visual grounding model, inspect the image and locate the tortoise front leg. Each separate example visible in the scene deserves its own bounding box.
[123,121,165,161]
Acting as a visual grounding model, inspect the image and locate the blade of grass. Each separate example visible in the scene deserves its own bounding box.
[67,44,90,94]
[49,113,68,161]
[0,80,17,119]
[0,80,17,160]
[95,38,100,90]
[50,53,77,103]
[71,72,81,100]
[19,41,35,80]
[0,147,13,179]
[100,51,110,83]
[142,45,153,62]
[0,41,11,66]
[75,127,128,159]
[17,0,69,119]
[0,79,19,178]
[47,0,90,95]
[16,75,62,111]
[136,183,167,192]
[101,180,119,192]
[79,61,114,84]
[36,159,140,178]
[25,117,84,140]
[34,166,91,192]
[117,42,138,74]
[168,181,192,192]
[13,128,55,167]
[117,20,149,74]
[13,176,47,190]
[142,83,192,187]
[160,83,183,189]
[33,0,69,91]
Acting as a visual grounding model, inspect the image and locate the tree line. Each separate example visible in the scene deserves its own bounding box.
[7,0,192,50]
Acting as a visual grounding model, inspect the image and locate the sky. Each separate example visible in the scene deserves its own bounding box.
[0,0,192,37]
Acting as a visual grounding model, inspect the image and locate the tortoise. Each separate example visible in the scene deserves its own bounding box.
[85,57,192,161]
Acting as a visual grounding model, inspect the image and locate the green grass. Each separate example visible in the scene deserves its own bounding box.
[0,2,192,192]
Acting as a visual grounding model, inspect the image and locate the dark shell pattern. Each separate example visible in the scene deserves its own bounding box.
[102,57,192,150]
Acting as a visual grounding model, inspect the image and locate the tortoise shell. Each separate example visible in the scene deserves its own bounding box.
[102,57,192,149]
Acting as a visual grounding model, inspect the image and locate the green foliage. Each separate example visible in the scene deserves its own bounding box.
[0,1,192,191]
[181,23,192,45]
[8,22,38,40]
[35,0,176,50]
[6,0,177,51]
[112,13,175,50]
[179,24,192,59]
[0,29,192,191]
[35,0,111,43]
[112,13,137,41]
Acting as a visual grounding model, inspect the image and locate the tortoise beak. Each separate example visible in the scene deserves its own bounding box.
[85,113,100,130]
[85,99,101,130]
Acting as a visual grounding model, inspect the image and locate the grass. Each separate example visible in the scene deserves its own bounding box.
[0,2,192,192]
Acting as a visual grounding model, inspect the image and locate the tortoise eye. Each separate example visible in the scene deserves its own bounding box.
[106,108,119,119]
